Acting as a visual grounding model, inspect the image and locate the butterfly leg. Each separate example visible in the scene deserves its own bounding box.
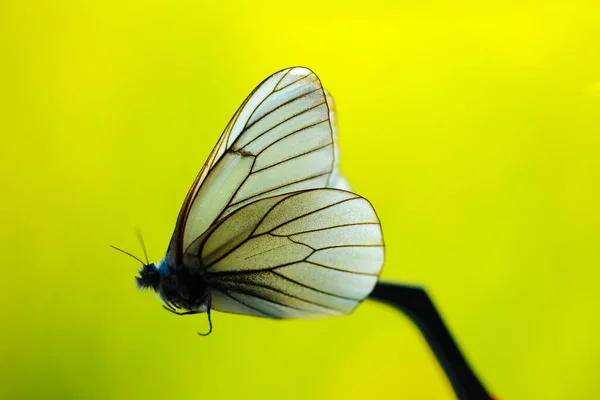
[161,298,213,336]
[162,302,178,313]
[162,304,199,315]
[197,296,212,336]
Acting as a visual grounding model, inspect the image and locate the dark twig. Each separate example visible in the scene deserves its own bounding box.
[369,282,494,400]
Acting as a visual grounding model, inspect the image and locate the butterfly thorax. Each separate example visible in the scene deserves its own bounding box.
[137,259,210,313]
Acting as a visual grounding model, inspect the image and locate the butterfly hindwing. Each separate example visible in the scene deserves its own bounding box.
[185,189,384,319]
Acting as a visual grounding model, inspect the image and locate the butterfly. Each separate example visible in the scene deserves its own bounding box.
[115,67,385,335]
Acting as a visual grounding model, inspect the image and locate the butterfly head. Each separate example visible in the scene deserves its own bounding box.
[136,263,162,290]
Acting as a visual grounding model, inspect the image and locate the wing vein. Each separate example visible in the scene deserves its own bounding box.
[255,119,330,156]
[228,171,331,207]
[286,236,316,251]
[238,101,327,150]
[193,155,258,258]
[270,222,380,236]
[243,87,321,132]
[274,72,313,92]
[206,260,303,277]
[215,278,344,312]
[271,270,363,301]
[225,287,316,314]
[315,244,384,249]
[262,196,357,235]
[303,260,379,276]
[223,290,277,318]
[202,195,298,269]
[241,69,291,130]
[253,143,333,173]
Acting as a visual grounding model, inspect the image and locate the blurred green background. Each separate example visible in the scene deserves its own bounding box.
[1,1,599,399]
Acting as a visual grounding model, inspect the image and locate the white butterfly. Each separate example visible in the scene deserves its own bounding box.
[128,67,384,334]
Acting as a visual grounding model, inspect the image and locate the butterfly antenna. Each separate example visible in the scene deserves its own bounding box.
[109,245,146,266]
[135,228,150,265]
[198,298,213,336]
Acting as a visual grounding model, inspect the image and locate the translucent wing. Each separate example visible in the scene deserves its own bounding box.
[324,89,351,191]
[168,67,350,265]
[184,189,384,319]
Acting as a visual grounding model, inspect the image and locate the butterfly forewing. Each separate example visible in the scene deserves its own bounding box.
[168,67,352,265]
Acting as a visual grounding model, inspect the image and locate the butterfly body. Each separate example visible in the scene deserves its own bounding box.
[132,67,385,327]
[138,259,210,313]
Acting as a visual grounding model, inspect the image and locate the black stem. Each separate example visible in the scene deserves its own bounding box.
[369,281,492,400]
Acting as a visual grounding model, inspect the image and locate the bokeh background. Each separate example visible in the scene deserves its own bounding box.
[1,1,599,399]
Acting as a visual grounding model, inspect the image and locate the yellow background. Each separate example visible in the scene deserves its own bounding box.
[1,1,599,399]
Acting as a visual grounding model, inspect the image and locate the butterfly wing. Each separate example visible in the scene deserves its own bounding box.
[324,89,351,191]
[185,189,384,319]
[168,67,349,265]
